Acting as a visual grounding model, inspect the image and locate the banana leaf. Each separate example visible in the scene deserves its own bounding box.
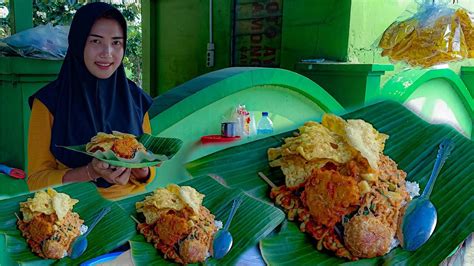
[0,182,136,265]
[186,101,474,265]
[60,134,183,168]
[117,175,285,265]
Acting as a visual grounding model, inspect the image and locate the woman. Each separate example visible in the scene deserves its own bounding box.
[27,2,155,199]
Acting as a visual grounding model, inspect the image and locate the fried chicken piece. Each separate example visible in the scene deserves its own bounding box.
[179,237,209,264]
[42,239,66,259]
[112,137,144,159]
[344,215,393,258]
[19,213,57,243]
[154,211,191,246]
[302,169,360,228]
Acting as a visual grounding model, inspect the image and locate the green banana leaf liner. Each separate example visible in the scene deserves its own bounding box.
[60,134,183,168]
[0,182,136,265]
[185,101,474,265]
[117,175,285,265]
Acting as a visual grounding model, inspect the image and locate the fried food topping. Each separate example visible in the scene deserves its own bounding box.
[136,185,217,265]
[268,121,353,164]
[20,188,78,222]
[378,6,474,67]
[17,189,83,259]
[136,184,205,224]
[267,114,409,260]
[344,119,388,170]
[86,131,146,159]
[269,114,388,188]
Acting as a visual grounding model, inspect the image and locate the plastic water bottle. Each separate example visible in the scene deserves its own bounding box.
[257,112,273,135]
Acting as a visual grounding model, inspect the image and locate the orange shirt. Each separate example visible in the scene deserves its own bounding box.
[28,98,156,200]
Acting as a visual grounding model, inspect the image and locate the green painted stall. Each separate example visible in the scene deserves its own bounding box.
[460,66,474,98]
[146,67,344,191]
[0,57,62,171]
[294,63,394,109]
[0,57,61,199]
[382,68,474,139]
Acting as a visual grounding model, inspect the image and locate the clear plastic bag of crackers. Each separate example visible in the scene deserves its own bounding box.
[378,0,474,67]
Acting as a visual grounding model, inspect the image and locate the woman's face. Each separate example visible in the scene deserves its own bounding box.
[84,18,124,79]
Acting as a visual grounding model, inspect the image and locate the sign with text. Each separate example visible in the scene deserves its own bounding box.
[232,0,282,67]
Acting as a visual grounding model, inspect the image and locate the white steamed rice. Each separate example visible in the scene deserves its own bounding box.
[389,180,420,252]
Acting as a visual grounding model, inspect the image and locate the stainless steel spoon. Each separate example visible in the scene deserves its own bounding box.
[400,139,454,251]
[212,197,243,259]
[69,206,111,259]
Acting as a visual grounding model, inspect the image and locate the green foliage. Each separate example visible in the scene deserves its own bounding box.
[0,0,11,38]
[33,1,142,86]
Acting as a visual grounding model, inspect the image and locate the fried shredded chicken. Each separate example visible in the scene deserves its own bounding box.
[86,131,146,159]
[154,210,192,246]
[138,206,217,265]
[267,114,409,261]
[302,168,360,228]
[270,155,409,261]
[17,211,83,259]
[111,137,144,159]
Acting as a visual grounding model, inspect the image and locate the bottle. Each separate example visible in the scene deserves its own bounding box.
[257,112,273,135]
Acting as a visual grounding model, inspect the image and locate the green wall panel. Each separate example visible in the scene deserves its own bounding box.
[295,63,393,109]
[144,0,232,96]
[0,79,55,171]
[280,0,351,69]
[0,57,61,171]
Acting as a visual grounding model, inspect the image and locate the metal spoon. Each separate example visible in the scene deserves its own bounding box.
[212,197,243,259]
[400,139,454,251]
[69,206,111,259]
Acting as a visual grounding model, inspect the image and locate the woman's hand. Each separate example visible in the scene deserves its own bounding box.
[90,158,131,185]
[131,167,150,181]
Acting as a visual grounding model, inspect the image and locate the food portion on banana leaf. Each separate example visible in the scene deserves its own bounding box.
[61,132,183,168]
[267,114,419,260]
[186,101,472,265]
[86,131,147,159]
[17,188,85,260]
[135,184,220,265]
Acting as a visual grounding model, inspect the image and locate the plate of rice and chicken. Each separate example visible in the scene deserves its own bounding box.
[0,182,136,265]
[60,131,183,168]
[16,188,85,259]
[134,184,220,264]
[266,114,420,260]
[185,101,472,265]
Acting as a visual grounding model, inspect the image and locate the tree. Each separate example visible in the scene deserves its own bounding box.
[0,0,11,38]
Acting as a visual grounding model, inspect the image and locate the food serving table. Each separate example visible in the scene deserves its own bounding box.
[1,101,472,265]
[91,235,473,265]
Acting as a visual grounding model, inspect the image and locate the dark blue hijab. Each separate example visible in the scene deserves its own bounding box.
[29,3,152,169]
